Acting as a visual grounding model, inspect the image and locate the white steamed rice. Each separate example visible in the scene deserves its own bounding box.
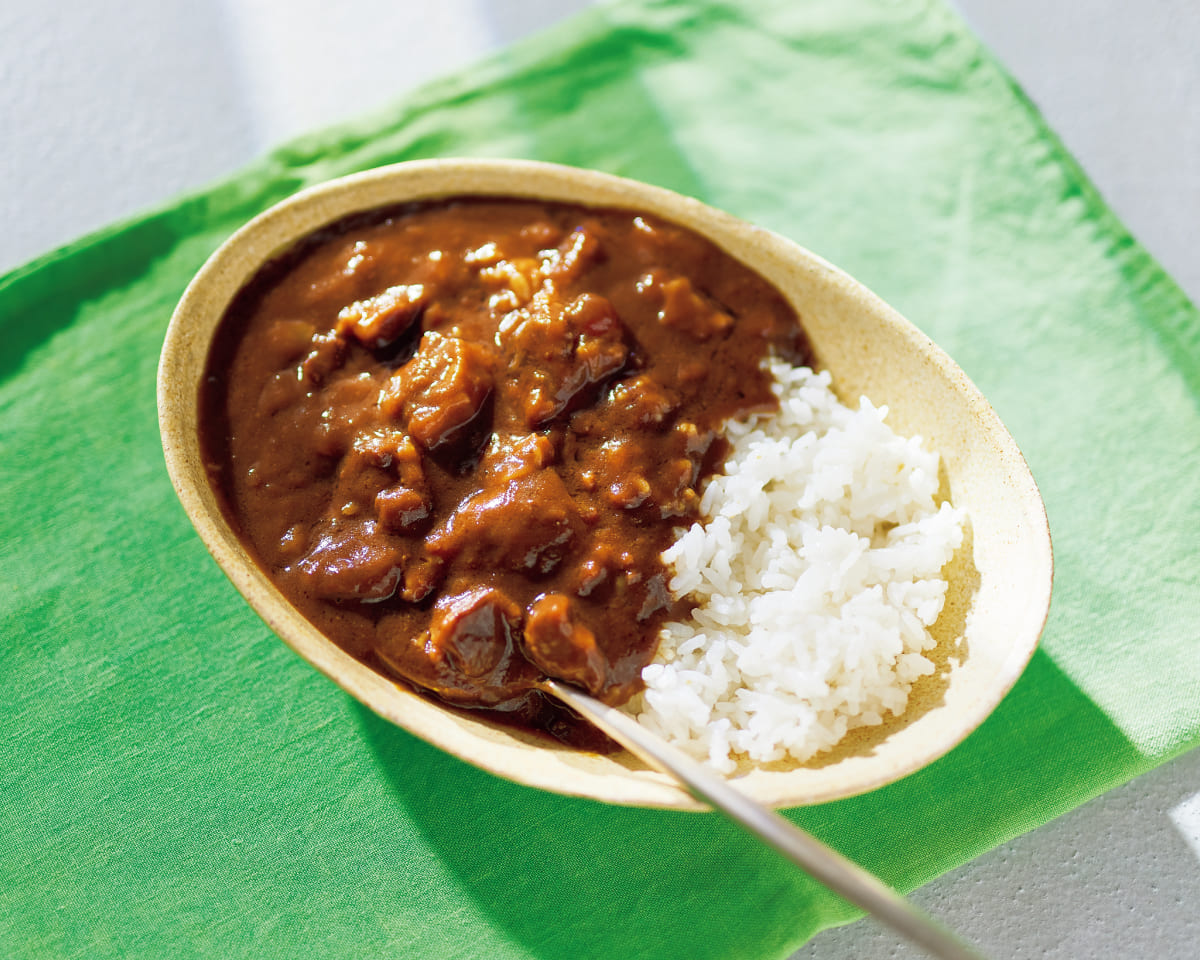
[624,359,965,774]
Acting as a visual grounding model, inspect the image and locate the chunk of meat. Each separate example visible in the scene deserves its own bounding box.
[374,485,431,534]
[336,283,429,348]
[425,469,581,575]
[300,331,346,385]
[566,292,623,338]
[291,519,405,602]
[310,377,388,459]
[345,430,432,534]
[539,225,602,286]
[397,554,444,603]
[570,542,618,599]
[381,332,494,451]
[500,291,629,428]
[351,429,422,475]
[481,432,557,482]
[428,588,522,680]
[479,257,540,311]
[523,594,606,696]
[377,586,539,706]
[606,374,679,429]
[638,269,733,340]
[473,225,601,314]
[578,421,712,518]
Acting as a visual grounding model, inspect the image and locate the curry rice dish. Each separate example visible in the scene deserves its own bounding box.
[201,197,963,766]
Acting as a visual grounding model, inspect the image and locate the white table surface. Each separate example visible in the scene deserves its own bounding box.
[3,1,1196,958]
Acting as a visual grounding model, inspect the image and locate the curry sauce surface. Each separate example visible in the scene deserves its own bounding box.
[202,198,806,745]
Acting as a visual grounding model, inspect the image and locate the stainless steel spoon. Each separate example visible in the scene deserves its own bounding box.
[545,679,989,960]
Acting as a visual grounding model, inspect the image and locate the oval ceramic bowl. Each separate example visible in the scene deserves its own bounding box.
[158,158,1052,810]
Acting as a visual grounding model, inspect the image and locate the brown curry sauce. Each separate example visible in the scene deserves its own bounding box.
[201,198,807,747]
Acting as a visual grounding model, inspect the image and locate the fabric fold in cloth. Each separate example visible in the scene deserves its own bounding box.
[2,0,1197,957]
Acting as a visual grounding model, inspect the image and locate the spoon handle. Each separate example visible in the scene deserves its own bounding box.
[543,680,989,960]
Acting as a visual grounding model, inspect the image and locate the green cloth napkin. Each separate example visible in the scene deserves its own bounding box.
[3,0,1198,956]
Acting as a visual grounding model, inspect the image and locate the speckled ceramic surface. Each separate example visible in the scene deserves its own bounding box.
[158,158,1052,810]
